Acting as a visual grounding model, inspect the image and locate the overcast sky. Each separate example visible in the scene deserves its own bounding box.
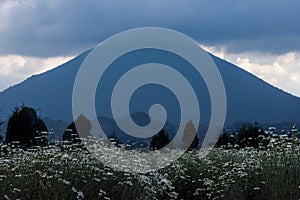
[0,0,299,96]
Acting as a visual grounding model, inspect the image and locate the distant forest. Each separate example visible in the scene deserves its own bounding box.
[0,105,299,151]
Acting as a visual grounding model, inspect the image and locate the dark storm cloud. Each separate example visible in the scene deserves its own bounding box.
[0,0,299,57]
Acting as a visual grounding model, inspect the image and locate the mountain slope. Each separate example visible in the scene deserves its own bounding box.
[0,49,299,132]
[212,54,300,124]
[0,50,91,123]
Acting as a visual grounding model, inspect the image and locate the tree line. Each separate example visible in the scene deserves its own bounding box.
[215,122,270,149]
[0,105,200,151]
[2,105,289,151]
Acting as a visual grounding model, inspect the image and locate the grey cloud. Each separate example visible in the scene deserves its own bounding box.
[0,0,300,57]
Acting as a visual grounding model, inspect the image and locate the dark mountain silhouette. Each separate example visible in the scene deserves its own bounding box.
[0,49,299,138]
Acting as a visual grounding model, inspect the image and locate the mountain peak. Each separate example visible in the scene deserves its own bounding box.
[0,49,299,132]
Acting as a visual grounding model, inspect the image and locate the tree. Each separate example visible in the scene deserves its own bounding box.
[62,114,92,145]
[108,132,121,147]
[215,123,270,149]
[182,120,199,151]
[150,129,170,150]
[0,119,3,142]
[6,106,48,147]
[0,118,3,132]
[215,132,234,148]
[63,122,81,145]
[0,110,3,142]
[236,122,268,148]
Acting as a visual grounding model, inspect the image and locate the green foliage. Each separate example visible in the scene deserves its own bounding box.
[5,106,48,147]
[150,129,170,150]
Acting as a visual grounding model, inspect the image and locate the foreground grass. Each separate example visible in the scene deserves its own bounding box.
[0,144,300,199]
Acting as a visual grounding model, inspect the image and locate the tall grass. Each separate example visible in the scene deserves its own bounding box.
[0,142,300,199]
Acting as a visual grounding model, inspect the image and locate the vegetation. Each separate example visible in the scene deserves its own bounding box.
[1,107,300,199]
[108,133,121,147]
[182,120,199,150]
[216,123,270,149]
[5,106,48,147]
[150,129,170,150]
[0,139,299,199]
[0,121,3,142]
[0,110,3,142]
[62,114,93,145]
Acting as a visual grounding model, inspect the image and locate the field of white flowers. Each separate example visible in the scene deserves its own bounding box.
[0,141,300,199]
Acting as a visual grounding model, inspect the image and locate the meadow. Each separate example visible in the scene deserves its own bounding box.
[0,139,300,200]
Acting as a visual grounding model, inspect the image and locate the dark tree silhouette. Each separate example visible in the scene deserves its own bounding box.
[215,132,235,148]
[216,132,229,147]
[182,120,199,150]
[236,123,265,148]
[0,110,4,142]
[0,119,3,142]
[0,119,3,132]
[150,129,170,150]
[216,123,269,149]
[63,122,81,145]
[63,114,93,145]
[108,132,121,147]
[5,106,48,147]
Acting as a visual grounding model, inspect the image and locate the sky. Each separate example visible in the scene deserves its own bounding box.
[0,0,299,96]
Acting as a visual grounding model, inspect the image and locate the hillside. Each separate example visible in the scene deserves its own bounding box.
[0,49,299,134]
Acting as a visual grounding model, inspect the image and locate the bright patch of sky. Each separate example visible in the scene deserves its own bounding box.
[0,55,73,91]
[202,46,300,97]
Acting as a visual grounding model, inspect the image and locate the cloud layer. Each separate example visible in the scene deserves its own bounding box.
[0,0,300,57]
[203,45,300,97]
[0,0,299,96]
[0,54,73,91]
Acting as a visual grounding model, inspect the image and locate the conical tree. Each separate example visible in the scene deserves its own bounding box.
[6,106,48,147]
[182,120,199,151]
[63,114,93,145]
